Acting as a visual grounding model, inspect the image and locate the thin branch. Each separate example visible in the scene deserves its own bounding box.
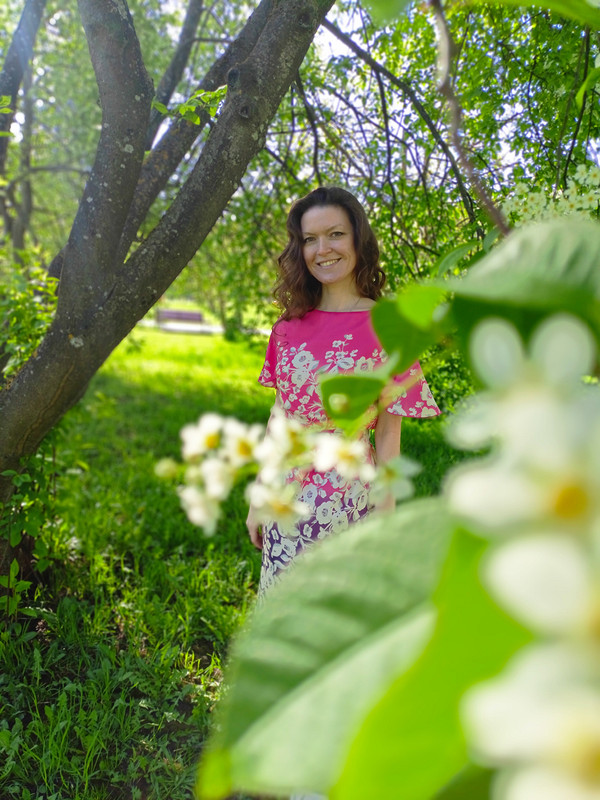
[428,0,510,236]
[322,18,476,227]
[562,29,590,186]
[293,74,323,185]
[0,0,47,176]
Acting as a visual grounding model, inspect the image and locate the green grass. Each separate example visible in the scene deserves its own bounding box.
[0,327,466,800]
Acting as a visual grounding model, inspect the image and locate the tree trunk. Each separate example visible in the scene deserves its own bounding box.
[0,0,335,571]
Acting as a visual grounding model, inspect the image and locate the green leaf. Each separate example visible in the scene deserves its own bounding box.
[468,0,600,28]
[320,287,448,429]
[397,283,448,329]
[197,498,453,799]
[482,227,501,253]
[576,67,600,109]
[361,0,412,23]
[372,293,446,372]
[320,371,388,432]
[9,527,22,547]
[151,99,168,115]
[434,241,479,277]
[331,529,531,799]
[441,219,600,349]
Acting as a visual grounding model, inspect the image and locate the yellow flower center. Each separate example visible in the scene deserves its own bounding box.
[237,440,252,458]
[205,432,220,450]
[562,733,600,783]
[552,483,589,520]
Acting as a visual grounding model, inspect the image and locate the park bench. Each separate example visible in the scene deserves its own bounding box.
[155,308,205,328]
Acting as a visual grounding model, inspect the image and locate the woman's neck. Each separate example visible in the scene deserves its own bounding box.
[317,285,373,312]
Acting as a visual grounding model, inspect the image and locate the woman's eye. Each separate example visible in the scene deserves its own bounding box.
[303,236,315,244]
[330,231,343,238]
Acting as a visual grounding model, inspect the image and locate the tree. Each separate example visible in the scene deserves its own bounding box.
[0,0,335,574]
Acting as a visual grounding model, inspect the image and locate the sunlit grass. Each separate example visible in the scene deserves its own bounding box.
[1,327,464,799]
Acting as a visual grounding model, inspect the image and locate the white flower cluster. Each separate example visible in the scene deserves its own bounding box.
[502,164,600,226]
[157,408,408,537]
[445,314,600,800]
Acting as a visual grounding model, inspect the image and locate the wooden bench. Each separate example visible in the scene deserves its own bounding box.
[156,308,204,325]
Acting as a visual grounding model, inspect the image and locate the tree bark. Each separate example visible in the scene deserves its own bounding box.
[0,0,334,563]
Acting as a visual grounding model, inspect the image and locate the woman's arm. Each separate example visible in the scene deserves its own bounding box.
[373,409,402,513]
[246,391,281,549]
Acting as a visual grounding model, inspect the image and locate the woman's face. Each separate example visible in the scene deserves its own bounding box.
[300,205,357,291]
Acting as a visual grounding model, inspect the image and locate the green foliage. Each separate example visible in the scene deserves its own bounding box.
[470,0,600,28]
[151,86,228,125]
[0,259,58,385]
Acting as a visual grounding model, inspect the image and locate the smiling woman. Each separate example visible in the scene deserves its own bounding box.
[245,187,441,596]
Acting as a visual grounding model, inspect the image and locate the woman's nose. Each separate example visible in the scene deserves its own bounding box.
[316,237,330,253]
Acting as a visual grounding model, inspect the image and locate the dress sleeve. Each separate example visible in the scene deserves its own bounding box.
[258,330,277,388]
[386,360,441,418]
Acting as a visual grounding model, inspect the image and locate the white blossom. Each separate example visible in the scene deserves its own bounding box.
[463,643,600,774]
[177,485,221,535]
[221,418,264,468]
[246,481,309,534]
[369,455,420,506]
[180,413,224,462]
[312,432,376,482]
[484,535,598,635]
[495,765,600,800]
[200,457,235,501]
[154,457,178,479]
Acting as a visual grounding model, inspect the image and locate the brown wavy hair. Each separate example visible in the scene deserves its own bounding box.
[273,187,385,319]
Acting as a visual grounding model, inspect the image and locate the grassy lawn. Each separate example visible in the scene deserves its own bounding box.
[0,327,465,800]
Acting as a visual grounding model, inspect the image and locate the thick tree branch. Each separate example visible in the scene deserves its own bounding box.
[145,0,205,149]
[56,0,154,324]
[116,0,276,261]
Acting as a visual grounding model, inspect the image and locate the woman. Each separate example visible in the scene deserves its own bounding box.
[247,187,440,594]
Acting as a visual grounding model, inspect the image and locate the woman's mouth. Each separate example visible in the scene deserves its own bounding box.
[318,258,340,267]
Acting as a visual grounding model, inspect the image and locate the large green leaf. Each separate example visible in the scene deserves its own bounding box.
[443,219,600,348]
[372,290,448,369]
[469,0,600,28]
[331,529,532,799]
[196,499,453,799]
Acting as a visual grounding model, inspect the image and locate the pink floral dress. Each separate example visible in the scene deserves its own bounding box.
[257,308,440,593]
